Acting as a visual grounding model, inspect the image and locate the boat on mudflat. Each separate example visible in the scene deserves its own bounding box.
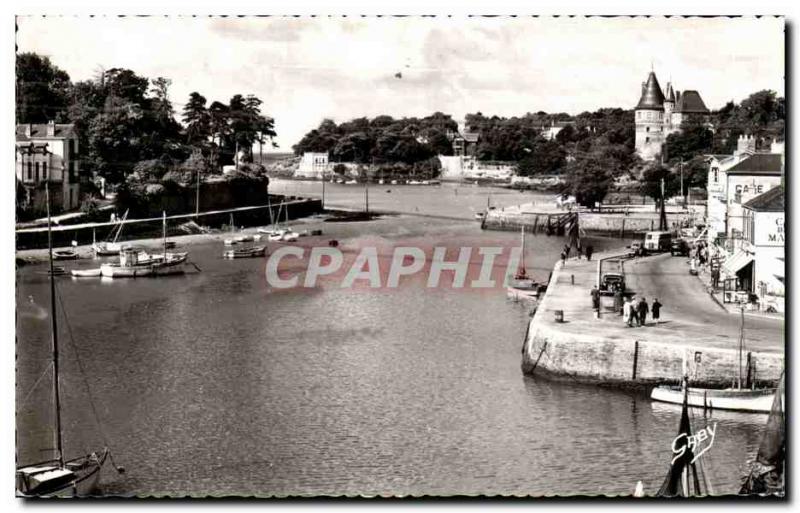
[53,250,78,260]
[650,386,777,413]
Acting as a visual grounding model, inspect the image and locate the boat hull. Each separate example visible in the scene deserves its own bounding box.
[17,449,108,497]
[71,268,102,278]
[650,386,778,413]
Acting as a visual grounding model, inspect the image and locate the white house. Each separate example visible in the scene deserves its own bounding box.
[16,121,81,213]
[296,152,330,179]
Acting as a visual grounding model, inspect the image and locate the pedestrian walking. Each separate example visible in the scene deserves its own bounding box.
[614,289,624,315]
[560,250,567,266]
[637,297,649,326]
[711,267,720,289]
[652,298,662,325]
[577,245,583,260]
[624,297,634,327]
[564,244,571,259]
[586,245,594,261]
[590,285,600,312]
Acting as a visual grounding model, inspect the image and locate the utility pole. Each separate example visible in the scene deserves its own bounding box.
[659,177,667,231]
[321,156,326,209]
[195,167,201,219]
[365,159,370,216]
[680,160,685,210]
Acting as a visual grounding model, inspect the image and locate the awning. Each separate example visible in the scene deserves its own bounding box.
[722,250,754,276]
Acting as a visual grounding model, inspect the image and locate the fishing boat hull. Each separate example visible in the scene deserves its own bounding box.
[92,242,122,257]
[53,251,78,260]
[650,385,778,413]
[223,246,266,259]
[17,448,108,497]
[71,268,102,278]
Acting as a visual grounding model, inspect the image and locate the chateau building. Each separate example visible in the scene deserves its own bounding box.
[634,71,710,161]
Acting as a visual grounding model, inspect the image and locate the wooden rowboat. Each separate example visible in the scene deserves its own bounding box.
[223,246,266,259]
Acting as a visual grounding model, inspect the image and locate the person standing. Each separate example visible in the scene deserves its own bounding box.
[564,244,571,259]
[711,266,720,289]
[560,250,567,266]
[624,297,633,327]
[652,298,662,325]
[637,297,649,326]
[591,285,600,312]
[614,289,624,316]
[586,245,594,261]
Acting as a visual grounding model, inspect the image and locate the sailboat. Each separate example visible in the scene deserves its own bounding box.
[260,201,298,242]
[507,226,541,301]
[653,376,716,497]
[740,373,785,496]
[93,209,129,256]
[650,308,778,413]
[224,212,261,246]
[100,212,187,278]
[16,183,112,497]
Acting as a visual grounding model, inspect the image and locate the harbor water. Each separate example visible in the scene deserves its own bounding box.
[16,184,765,497]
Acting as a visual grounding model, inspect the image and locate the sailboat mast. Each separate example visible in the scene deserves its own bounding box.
[162,211,167,258]
[520,226,526,274]
[45,182,65,467]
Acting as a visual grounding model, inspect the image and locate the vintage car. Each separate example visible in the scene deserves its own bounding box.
[599,272,626,295]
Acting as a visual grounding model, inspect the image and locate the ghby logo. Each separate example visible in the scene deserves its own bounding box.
[264,244,527,290]
[671,422,717,465]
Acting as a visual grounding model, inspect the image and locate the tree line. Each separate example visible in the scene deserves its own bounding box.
[16,52,278,188]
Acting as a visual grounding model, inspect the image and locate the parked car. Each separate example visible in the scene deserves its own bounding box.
[599,272,625,295]
[671,238,690,257]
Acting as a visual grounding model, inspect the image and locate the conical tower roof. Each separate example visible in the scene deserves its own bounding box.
[665,82,675,103]
[636,72,665,111]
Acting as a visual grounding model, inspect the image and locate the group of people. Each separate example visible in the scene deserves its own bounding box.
[560,243,594,265]
[621,295,661,327]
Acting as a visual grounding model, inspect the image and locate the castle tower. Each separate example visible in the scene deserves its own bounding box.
[635,71,666,161]
[663,82,675,133]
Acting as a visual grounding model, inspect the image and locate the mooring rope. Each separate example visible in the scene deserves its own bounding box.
[19,361,54,409]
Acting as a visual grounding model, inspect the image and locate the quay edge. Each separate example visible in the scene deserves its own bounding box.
[520,257,784,390]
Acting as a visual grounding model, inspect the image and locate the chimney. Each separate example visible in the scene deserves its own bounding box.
[734,134,756,158]
[46,120,56,137]
[24,124,32,137]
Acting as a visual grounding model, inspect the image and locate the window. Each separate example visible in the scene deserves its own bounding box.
[645,137,650,143]
[646,127,650,132]
[35,162,39,182]
[27,161,32,181]
[69,161,75,180]
[68,139,75,157]
[712,167,719,183]
[43,162,47,180]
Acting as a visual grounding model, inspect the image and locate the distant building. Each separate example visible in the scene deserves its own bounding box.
[730,186,784,312]
[634,71,710,160]
[15,121,81,213]
[296,152,330,179]
[452,131,480,157]
[539,120,575,141]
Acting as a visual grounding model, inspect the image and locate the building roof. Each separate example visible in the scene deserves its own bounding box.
[665,83,675,102]
[15,123,77,141]
[635,72,665,111]
[743,185,784,212]
[674,90,709,114]
[726,153,783,175]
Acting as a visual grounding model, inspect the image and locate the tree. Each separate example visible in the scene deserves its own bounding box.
[564,156,615,209]
[16,53,71,123]
[663,116,713,163]
[641,164,681,210]
[182,92,210,146]
[515,139,566,176]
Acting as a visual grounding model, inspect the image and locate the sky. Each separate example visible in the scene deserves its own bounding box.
[16,16,785,152]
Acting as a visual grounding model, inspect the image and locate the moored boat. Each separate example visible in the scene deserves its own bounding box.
[507,226,541,301]
[650,308,778,413]
[650,385,776,413]
[53,250,78,260]
[740,373,785,496]
[70,268,102,278]
[223,245,266,259]
[17,182,118,497]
